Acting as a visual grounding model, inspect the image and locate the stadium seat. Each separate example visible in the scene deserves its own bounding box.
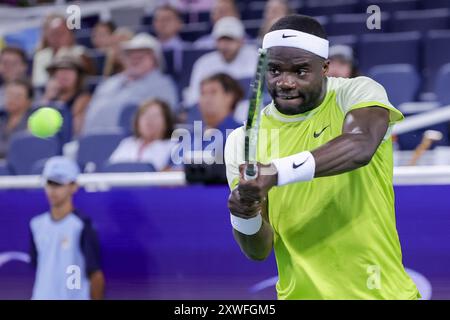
[77,130,125,172]
[358,31,421,73]
[6,132,60,175]
[368,64,421,107]
[0,162,11,176]
[118,104,139,136]
[327,13,390,36]
[195,11,211,23]
[397,122,449,150]
[364,0,419,13]
[242,2,265,20]
[392,9,450,33]
[81,14,100,29]
[302,0,359,17]
[420,0,450,9]
[243,19,263,39]
[74,28,93,48]
[30,158,51,175]
[424,30,450,91]
[435,64,450,106]
[100,162,156,173]
[110,7,146,28]
[3,26,41,57]
[179,47,214,92]
[179,22,211,42]
[328,35,358,47]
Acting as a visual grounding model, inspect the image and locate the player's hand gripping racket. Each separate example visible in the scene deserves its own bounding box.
[244,48,268,181]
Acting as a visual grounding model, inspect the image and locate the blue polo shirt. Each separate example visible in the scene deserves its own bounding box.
[29,210,101,300]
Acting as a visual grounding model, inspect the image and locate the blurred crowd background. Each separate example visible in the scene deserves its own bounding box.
[0,0,449,177]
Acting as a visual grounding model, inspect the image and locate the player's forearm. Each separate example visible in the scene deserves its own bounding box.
[312,132,377,177]
[233,219,273,261]
[90,270,105,300]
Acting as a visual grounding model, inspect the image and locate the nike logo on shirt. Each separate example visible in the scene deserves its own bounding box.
[314,125,330,138]
[282,34,297,38]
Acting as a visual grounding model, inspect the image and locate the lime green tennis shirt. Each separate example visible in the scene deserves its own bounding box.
[224,76,420,300]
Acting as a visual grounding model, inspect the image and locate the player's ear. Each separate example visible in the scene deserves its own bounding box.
[322,59,330,75]
[70,182,79,194]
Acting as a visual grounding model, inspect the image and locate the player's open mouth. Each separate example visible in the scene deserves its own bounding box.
[278,96,301,100]
[280,96,298,100]
[277,95,304,103]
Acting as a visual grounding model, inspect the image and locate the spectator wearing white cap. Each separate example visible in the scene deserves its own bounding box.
[82,33,178,135]
[185,16,258,106]
[327,44,360,79]
[29,156,105,300]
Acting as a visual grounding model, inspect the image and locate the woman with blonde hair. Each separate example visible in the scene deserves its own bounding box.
[32,13,95,87]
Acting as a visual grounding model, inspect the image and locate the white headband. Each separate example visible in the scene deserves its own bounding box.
[262,29,329,59]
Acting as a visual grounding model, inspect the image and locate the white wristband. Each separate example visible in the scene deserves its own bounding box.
[272,151,316,186]
[230,213,262,235]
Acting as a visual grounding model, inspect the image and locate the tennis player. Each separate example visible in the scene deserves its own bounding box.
[225,14,420,299]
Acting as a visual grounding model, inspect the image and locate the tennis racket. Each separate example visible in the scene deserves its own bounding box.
[244,48,268,181]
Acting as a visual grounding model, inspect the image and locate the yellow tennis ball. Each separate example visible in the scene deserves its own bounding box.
[28,107,63,138]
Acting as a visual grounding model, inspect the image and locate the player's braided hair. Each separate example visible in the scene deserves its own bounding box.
[268,14,328,40]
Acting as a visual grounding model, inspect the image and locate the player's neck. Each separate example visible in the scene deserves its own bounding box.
[50,201,74,221]
[204,113,227,129]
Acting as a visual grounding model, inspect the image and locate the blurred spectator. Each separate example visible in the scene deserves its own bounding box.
[29,156,105,300]
[186,17,258,106]
[0,46,28,108]
[198,73,242,135]
[40,54,91,138]
[0,79,33,159]
[258,0,292,41]
[153,4,185,51]
[193,0,240,49]
[182,73,242,183]
[109,99,176,171]
[91,21,116,53]
[82,33,178,134]
[153,4,186,75]
[103,27,135,77]
[32,14,95,87]
[327,45,360,78]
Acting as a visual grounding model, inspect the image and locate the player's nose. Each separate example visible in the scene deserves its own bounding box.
[276,73,297,89]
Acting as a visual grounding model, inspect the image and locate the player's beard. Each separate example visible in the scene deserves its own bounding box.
[270,78,327,115]
[271,88,321,115]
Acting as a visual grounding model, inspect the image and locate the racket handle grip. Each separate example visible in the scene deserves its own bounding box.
[244,163,258,181]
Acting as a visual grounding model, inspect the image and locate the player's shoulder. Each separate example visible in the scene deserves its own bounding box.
[328,76,385,93]
[73,209,93,226]
[225,125,245,147]
[30,212,50,230]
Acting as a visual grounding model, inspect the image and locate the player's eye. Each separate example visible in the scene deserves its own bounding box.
[269,67,280,76]
[297,69,307,76]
